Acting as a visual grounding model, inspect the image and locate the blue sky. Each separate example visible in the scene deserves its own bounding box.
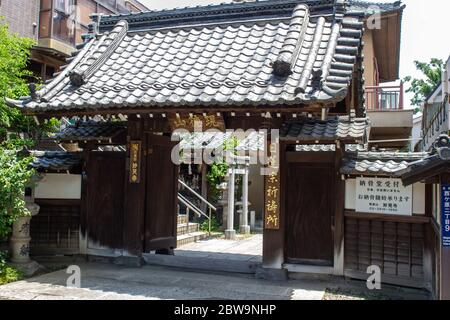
[139,0,450,108]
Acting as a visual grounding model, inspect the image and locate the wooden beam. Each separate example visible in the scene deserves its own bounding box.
[344,210,430,224]
[24,105,338,118]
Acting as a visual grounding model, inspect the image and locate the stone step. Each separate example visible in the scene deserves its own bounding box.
[177,214,188,225]
[176,231,208,247]
[177,222,199,236]
[143,251,260,274]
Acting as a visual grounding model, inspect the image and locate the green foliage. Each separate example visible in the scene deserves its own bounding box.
[0,251,23,285]
[0,147,34,238]
[206,137,238,202]
[0,19,59,142]
[0,19,59,239]
[403,58,444,107]
[199,215,221,232]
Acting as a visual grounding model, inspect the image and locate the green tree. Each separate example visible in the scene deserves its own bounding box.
[403,58,444,112]
[206,137,238,203]
[0,149,34,238]
[0,19,59,145]
[0,20,58,240]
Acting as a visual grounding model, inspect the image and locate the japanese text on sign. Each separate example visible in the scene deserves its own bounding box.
[441,185,450,247]
[355,177,412,215]
[264,143,280,230]
[129,141,141,183]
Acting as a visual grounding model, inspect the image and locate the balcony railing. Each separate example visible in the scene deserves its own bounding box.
[365,83,404,110]
[420,93,449,151]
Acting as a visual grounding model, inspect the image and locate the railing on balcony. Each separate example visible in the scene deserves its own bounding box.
[420,93,449,151]
[365,83,404,110]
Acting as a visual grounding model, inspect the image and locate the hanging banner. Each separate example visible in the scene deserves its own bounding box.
[355,177,412,215]
[129,140,141,183]
[441,185,450,247]
[264,143,280,230]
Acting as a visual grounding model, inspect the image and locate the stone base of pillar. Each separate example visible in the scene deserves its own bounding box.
[113,255,144,267]
[255,267,288,281]
[224,229,236,240]
[221,208,228,232]
[239,225,251,234]
[10,260,43,277]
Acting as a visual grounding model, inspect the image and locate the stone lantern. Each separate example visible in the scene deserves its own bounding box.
[9,176,43,276]
[217,181,228,232]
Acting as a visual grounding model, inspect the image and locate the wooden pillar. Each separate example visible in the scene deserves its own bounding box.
[122,116,146,257]
[439,174,450,300]
[333,141,345,275]
[79,144,93,255]
[201,164,208,213]
[423,184,435,293]
[262,142,285,272]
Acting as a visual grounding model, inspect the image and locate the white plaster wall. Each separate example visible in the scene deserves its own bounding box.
[345,179,356,210]
[345,178,425,215]
[35,174,82,199]
[412,183,426,215]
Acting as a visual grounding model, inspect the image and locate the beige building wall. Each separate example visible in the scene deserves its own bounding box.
[362,29,377,87]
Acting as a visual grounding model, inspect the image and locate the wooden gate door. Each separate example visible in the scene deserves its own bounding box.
[85,151,125,253]
[285,162,334,265]
[144,134,179,252]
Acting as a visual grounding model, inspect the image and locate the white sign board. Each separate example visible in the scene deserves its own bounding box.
[355,177,412,216]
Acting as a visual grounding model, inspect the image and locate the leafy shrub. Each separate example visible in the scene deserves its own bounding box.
[199,215,221,232]
[0,250,22,285]
[0,148,34,238]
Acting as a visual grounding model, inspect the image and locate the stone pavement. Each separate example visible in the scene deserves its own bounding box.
[175,234,262,263]
[0,262,327,300]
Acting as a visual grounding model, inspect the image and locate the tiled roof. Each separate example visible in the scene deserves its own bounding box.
[295,143,366,152]
[341,151,429,176]
[280,116,368,142]
[30,151,82,172]
[348,0,404,14]
[398,135,450,185]
[55,121,126,142]
[8,0,365,113]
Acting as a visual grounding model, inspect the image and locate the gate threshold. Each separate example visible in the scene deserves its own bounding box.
[142,253,261,274]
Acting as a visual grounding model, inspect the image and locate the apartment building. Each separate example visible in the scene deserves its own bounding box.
[0,0,149,81]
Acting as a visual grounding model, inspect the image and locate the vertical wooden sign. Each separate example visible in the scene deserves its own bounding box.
[264,143,280,230]
[129,140,141,183]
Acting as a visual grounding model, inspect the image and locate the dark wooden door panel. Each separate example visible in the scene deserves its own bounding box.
[31,199,80,255]
[86,152,125,249]
[144,134,178,252]
[285,163,334,265]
